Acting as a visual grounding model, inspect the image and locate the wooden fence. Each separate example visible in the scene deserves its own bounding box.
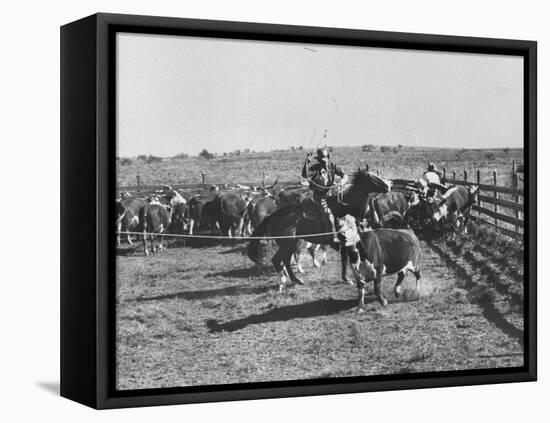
[119,170,303,197]
[443,166,524,240]
[118,180,304,198]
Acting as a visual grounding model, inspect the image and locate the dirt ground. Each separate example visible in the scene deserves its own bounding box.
[115,233,523,390]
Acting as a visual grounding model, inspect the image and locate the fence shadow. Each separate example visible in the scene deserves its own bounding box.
[206,297,362,333]
[426,240,524,348]
[477,292,524,348]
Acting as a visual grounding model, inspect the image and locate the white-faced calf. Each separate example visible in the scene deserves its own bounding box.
[338,215,422,311]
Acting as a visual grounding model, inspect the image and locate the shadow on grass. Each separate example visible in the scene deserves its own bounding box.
[134,283,274,303]
[206,297,361,333]
[116,236,247,256]
[206,265,273,279]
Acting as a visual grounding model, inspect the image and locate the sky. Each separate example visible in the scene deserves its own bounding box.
[116,33,523,157]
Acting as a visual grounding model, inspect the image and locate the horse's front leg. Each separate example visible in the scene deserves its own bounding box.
[294,250,305,274]
[282,245,303,287]
[308,243,321,268]
[320,245,328,266]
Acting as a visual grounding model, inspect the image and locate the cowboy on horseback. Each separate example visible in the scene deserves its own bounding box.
[423,162,444,185]
[422,162,448,197]
[301,147,348,244]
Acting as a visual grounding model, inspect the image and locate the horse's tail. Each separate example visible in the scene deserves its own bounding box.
[247,214,273,265]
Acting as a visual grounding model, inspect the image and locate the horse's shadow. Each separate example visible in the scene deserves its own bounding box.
[134,284,273,302]
[219,245,247,255]
[206,297,366,333]
[206,265,273,279]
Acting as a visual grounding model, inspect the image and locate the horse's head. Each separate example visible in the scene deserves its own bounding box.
[350,169,391,195]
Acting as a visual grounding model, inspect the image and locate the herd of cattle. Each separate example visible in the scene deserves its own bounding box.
[116,176,480,310]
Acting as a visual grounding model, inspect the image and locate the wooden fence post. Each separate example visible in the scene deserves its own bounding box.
[376,169,380,176]
[201,171,206,186]
[365,163,369,172]
[136,174,141,192]
[513,171,520,232]
[464,169,468,184]
[452,170,456,181]
[493,170,498,226]
[262,171,266,187]
[476,170,481,206]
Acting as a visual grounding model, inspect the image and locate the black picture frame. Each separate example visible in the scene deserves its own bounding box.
[60,12,537,409]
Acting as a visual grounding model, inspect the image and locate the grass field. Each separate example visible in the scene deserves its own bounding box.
[116,233,523,390]
[117,145,524,188]
[115,145,524,390]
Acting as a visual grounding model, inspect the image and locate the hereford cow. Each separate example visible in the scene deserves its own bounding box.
[422,185,479,233]
[140,203,170,255]
[338,215,422,311]
[116,197,147,246]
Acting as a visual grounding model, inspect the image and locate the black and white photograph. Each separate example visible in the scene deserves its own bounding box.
[2,0,549,417]
[114,31,527,392]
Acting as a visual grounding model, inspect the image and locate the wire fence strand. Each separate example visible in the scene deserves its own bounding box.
[116,230,337,241]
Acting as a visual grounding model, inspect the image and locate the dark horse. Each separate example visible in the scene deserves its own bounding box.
[247,169,391,290]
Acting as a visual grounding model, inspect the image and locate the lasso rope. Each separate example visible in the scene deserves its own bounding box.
[303,177,337,190]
